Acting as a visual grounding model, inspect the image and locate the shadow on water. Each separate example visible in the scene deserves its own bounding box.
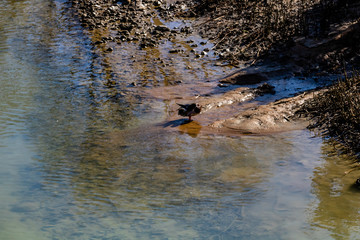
[162,119,189,127]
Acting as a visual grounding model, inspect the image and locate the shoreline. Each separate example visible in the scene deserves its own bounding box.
[68,0,360,154]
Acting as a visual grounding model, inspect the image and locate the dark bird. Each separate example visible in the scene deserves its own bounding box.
[177,103,201,121]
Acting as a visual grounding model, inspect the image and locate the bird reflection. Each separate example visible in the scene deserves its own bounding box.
[178,120,202,138]
[163,119,202,137]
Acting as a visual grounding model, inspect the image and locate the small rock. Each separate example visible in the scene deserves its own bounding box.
[153,0,162,7]
[255,83,275,95]
[180,26,192,34]
[169,49,182,53]
[220,72,268,85]
[155,25,170,32]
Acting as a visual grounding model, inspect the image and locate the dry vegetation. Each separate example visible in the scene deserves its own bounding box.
[188,0,314,62]
[299,73,360,154]
[186,0,360,66]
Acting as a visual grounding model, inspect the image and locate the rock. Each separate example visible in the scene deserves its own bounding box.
[218,83,228,88]
[155,25,170,32]
[219,72,268,85]
[169,49,183,53]
[180,26,192,34]
[153,1,162,7]
[94,40,103,45]
[255,83,275,95]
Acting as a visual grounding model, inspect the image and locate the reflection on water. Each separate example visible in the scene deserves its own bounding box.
[309,141,360,239]
[1,0,360,239]
[177,121,202,137]
[163,120,202,137]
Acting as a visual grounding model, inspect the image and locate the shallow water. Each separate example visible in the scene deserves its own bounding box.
[1,0,360,239]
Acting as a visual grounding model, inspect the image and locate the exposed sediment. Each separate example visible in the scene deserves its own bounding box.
[209,89,326,134]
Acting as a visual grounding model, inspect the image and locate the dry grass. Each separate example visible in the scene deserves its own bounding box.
[191,0,314,62]
[299,72,360,153]
[188,0,360,64]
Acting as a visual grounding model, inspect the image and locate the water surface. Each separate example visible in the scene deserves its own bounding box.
[1,0,360,239]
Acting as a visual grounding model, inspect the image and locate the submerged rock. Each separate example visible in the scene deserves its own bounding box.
[356,178,360,188]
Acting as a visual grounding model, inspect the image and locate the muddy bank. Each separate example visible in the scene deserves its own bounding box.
[68,0,359,138]
[146,79,318,134]
[210,89,326,134]
[198,83,275,113]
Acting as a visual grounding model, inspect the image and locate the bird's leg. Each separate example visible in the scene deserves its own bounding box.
[188,116,192,121]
